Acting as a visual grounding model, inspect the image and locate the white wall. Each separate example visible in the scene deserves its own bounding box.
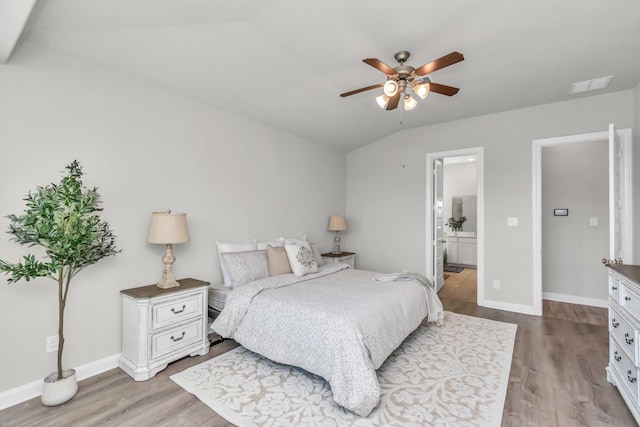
[541,141,608,302]
[346,90,634,309]
[0,42,346,393]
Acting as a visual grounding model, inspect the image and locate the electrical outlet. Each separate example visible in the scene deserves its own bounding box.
[46,335,58,353]
[402,268,408,274]
[493,280,501,289]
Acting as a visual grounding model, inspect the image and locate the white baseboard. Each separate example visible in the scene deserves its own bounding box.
[0,353,120,411]
[479,298,538,315]
[542,292,608,308]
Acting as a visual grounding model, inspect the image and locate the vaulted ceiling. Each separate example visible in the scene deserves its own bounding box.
[4,0,640,151]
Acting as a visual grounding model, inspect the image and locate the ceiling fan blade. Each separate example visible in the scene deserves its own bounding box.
[340,83,384,97]
[363,58,397,76]
[386,92,401,110]
[429,82,460,96]
[414,51,464,76]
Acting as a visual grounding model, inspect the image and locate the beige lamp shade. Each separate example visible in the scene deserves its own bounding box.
[147,211,190,244]
[328,215,347,231]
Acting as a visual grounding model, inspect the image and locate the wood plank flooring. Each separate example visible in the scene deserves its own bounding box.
[1,293,635,426]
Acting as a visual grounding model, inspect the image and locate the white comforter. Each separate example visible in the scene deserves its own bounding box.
[211,264,441,416]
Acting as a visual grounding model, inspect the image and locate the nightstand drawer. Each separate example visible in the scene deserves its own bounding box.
[152,292,203,330]
[151,319,204,360]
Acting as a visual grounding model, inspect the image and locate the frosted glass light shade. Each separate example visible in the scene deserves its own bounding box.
[147,212,190,244]
[404,95,417,111]
[414,82,430,99]
[376,94,389,109]
[328,215,347,231]
[383,80,399,97]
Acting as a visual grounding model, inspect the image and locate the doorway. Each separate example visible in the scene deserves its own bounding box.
[532,125,633,316]
[426,147,485,306]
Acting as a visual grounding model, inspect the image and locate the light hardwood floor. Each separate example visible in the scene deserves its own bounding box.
[1,288,634,426]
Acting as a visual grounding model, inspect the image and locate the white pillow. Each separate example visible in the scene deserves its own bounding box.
[284,241,318,277]
[278,235,307,242]
[216,240,257,286]
[257,239,284,250]
[220,250,269,287]
[310,242,324,266]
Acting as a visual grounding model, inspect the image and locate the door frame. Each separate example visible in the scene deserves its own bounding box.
[426,147,485,306]
[532,127,633,315]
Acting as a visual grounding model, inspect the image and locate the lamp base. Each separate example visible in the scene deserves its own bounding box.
[332,232,342,254]
[157,243,181,289]
[157,277,180,289]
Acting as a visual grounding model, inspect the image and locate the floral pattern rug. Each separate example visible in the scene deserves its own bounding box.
[171,312,517,426]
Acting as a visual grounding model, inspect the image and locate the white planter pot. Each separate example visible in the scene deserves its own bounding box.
[41,369,78,406]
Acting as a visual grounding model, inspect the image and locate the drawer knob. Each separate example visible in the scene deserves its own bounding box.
[612,319,619,328]
[171,305,186,315]
[612,286,618,291]
[170,331,186,342]
[625,296,632,301]
[625,333,634,345]
[614,351,622,362]
[628,370,637,383]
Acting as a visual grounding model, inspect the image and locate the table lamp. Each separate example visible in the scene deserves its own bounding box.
[147,210,190,288]
[328,215,347,254]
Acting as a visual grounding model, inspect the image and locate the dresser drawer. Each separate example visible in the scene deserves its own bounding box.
[152,292,204,330]
[621,282,640,322]
[609,274,621,302]
[610,337,640,406]
[151,319,204,360]
[610,305,640,364]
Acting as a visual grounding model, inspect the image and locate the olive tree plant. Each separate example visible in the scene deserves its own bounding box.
[0,161,120,380]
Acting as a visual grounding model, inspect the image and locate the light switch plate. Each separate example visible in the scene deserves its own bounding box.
[507,217,518,226]
[590,217,598,226]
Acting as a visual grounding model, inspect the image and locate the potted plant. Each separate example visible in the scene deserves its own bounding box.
[446,216,467,232]
[0,161,120,406]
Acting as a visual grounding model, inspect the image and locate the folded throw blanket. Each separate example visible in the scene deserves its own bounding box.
[373,272,444,325]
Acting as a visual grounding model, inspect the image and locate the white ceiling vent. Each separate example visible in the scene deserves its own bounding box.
[570,75,613,94]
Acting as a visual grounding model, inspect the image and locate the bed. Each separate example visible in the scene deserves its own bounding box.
[210,258,443,417]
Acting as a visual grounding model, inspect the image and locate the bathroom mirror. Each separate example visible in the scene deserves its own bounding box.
[450,195,477,232]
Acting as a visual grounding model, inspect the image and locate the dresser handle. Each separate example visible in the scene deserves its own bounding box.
[170,331,186,342]
[628,370,637,383]
[614,351,622,362]
[612,286,618,291]
[171,305,186,314]
[612,319,619,328]
[625,296,632,301]
[625,333,634,345]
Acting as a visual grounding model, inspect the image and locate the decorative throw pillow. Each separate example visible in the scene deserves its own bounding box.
[267,244,292,276]
[216,240,257,287]
[310,242,324,266]
[220,250,269,287]
[257,239,284,250]
[284,241,318,277]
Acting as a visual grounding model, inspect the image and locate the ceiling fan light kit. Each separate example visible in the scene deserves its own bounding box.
[340,50,464,111]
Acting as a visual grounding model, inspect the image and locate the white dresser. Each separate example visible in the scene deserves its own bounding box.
[119,278,210,381]
[606,264,640,424]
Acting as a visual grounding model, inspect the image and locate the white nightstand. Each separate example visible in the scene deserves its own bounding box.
[119,278,210,381]
[321,251,356,269]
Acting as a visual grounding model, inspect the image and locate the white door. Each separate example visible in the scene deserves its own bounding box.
[609,123,633,263]
[433,159,445,291]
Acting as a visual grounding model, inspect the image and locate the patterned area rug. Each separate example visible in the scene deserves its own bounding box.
[171,312,517,427]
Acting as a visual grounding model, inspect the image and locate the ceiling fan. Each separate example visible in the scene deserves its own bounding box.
[340,51,464,111]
